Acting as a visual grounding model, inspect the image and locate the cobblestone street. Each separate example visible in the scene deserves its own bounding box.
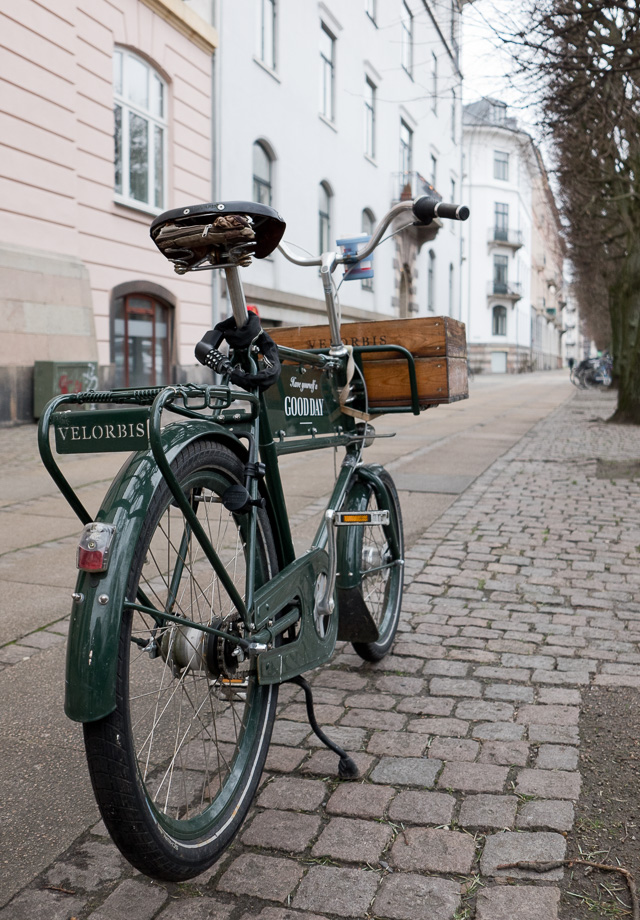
[3,384,640,920]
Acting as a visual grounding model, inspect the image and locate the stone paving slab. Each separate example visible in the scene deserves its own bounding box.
[4,389,640,918]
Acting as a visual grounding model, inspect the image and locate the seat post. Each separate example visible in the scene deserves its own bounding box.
[224,266,249,329]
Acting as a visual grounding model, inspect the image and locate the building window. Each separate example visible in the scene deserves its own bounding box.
[428,249,436,312]
[113,49,167,210]
[430,154,437,190]
[493,254,509,293]
[400,119,413,187]
[362,208,375,291]
[113,293,172,387]
[449,262,454,315]
[401,1,413,77]
[257,0,276,71]
[320,23,335,121]
[492,304,507,336]
[451,178,456,203]
[494,202,508,240]
[451,90,456,142]
[253,141,273,205]
[431,53,438,112]
[494,150,509,181]
[319,181,332,254]
[364,76,376,159]
[365,0,376,24]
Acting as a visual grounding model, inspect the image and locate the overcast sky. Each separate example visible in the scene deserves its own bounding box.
[459,0,537,131]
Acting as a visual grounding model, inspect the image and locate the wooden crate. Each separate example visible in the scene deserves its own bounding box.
[270,316,468,410]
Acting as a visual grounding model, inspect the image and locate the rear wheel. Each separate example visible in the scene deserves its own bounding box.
[350,470,404,662]
[83,439,278,881]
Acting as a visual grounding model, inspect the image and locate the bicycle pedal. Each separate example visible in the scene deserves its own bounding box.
[333,510,389,526]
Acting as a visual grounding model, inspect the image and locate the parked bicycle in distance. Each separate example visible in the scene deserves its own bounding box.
[38,193,469,881]
[570,354,612,389]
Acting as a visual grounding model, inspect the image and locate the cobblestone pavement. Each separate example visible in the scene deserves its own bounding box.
[4,387,640,920]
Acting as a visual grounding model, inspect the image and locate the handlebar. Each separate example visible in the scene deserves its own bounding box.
[278,195,469,268]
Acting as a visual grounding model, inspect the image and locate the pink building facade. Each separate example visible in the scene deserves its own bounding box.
[0,0,217,422]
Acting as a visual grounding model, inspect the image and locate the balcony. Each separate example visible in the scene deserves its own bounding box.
[392,172,442,251]
[393,171,442,203]
[487,280,522,301]
[488,227,523,250]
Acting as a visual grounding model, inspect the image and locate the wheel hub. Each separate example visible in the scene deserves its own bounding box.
[160,618,243,679]
[361,543,390,572]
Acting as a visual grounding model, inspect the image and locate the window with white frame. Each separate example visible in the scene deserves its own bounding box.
[113,49,167,210]
[364,76,376,158]
[401,1,413,77]
[494,202,509,240]
[492,304,507,336]
[253,141,273,205]
[319,181,332,253]
[431,53,438,112]
[449,262,454,315]
[362,208,375,291]
[400,119,413,187]
[493,254,509,293]
[320,23,335,121]
[494,150,509,181]
[428,249,436,312]
[451,89,456,142]
[257,0,276,71]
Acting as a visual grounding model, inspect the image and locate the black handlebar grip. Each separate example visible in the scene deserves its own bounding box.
[434,202,470,221]
[412,196,470,224]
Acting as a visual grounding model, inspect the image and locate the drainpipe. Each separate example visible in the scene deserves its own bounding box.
[210,0,221,328]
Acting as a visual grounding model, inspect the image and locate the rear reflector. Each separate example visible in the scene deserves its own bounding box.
[77,523,116,573]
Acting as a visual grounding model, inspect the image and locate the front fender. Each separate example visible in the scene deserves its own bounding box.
[335,464,398,643]
[65,420,246,723]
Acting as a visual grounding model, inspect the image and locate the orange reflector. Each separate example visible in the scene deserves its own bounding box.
[341,514,371,523]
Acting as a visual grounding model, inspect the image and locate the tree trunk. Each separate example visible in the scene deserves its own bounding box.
[608,246,640,424]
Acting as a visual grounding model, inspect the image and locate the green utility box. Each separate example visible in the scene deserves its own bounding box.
[33,361,98,419]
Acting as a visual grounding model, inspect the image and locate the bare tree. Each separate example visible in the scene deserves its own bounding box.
[486,0,640,421]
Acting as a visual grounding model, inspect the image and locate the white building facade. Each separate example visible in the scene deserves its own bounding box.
[0,0,472,423]
[213,0,471,329]
[461,98,564,373]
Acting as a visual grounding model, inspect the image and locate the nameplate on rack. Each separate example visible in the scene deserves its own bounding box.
[53,409,150,454]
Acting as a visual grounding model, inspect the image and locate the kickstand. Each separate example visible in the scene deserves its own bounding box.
[288,675,359,779]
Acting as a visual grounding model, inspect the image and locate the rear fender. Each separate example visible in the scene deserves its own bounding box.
[65,421,247,723]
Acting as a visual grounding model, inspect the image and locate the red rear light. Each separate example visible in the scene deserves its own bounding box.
[77,523,116,573]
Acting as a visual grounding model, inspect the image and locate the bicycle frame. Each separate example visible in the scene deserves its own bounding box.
[39,348,400,722]
[39,203,436,723]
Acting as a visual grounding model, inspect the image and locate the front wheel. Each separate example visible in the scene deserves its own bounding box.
[83,439,279,881]
[349,469,404,662]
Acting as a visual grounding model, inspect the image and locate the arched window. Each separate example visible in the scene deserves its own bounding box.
[427,250,436,312]
[361,208,375,291]
[113,49,167,210]
[253,140,274,205]
[492,304,507,336]
[112,285,174,387]
[319,181,332,254]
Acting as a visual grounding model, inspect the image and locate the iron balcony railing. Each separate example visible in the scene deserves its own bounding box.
[488,280,523,300]
[488,227,524,248]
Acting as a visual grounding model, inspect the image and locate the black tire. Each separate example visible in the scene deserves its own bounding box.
[351,469,404,662]
[83,439,278,881]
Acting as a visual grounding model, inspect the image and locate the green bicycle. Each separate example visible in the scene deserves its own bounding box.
[38,194,468,882]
